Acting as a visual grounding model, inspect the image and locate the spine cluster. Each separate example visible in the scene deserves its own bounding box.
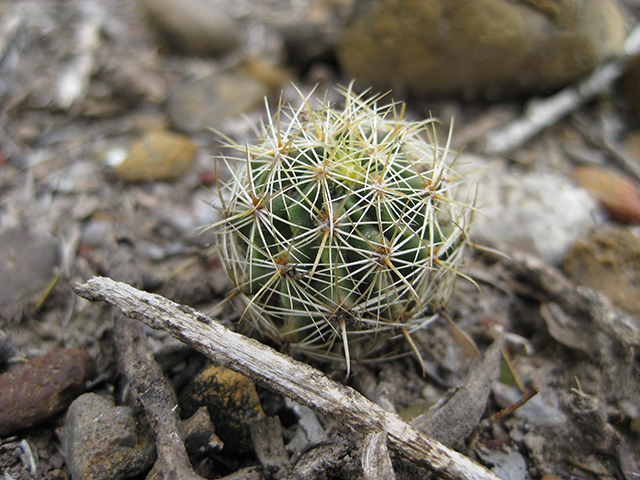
[214,86,473,372]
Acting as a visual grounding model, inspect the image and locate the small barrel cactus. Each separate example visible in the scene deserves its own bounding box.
[213,85,473,373]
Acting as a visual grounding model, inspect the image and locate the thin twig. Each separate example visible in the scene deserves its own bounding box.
[484,25,640,156]
[465,387,539,456]
[71,276,502,480]
[488,388,539,422]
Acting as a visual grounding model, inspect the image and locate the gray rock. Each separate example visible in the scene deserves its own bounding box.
[63,393,156,480]
[492,382,564,425]
[284,398,328,454]
[337,0,626,99]
[412,341,502,448]
[166,72,270,133]
[0,228,59,321]
[142,0,240,56]
[179,406,224,458]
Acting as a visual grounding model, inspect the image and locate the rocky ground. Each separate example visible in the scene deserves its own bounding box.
[1,1,640,479]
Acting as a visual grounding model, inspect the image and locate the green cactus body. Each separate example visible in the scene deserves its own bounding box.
[215,86,473,367]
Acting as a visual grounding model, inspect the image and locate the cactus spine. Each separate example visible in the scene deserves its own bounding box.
[214,85,473,373]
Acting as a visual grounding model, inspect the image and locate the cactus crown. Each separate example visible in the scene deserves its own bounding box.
[213,85,473,372]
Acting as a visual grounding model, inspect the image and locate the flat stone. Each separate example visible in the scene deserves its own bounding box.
[179,365,265,455]
[337,0,626,99]
[0,348,94,437]
[249,416,288,467]
[63,393,156,480]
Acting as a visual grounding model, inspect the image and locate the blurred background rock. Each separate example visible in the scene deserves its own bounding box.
[337,0,628,100]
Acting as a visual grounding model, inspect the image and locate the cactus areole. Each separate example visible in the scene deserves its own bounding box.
[214,85,473,370]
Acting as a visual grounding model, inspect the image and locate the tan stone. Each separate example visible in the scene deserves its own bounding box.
[116,130,197,182]
[564,227,640,315]
[337,0,627,99]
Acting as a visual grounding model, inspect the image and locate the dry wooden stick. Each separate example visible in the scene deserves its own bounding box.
[72,276,502,480]
[483,25,640,156]
[113,315,206,480]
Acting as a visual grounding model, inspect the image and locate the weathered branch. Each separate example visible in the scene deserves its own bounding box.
[483,25,640,155]
[71,276,502,480]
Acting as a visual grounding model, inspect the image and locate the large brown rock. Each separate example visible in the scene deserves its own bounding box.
[337,0,627,99]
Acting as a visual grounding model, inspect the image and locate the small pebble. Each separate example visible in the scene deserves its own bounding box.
[0,348,94,437]
[571,165,640,224]
[63,393,156,480]
[199,170,217,186]
[115,130,197,182]
[179,365,265,455]
[477,450,526,480]
[179,406,224,458]
[47,160,105,194]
